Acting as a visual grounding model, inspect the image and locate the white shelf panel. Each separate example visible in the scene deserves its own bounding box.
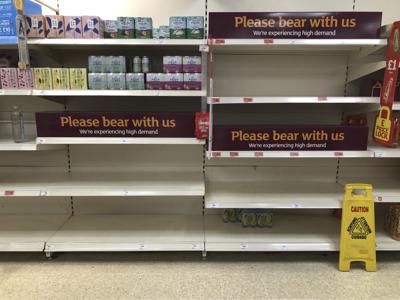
[339,178,400,204]
[29,38,206,47]
[0,214,70,252]
[369,144,400,158]
[0,89,206,97]
[206,181,342,209]
[208,150,373,158]
[36,137,205,145]
[208,96,380,105]
[205,214,400,252]
[0,139,64,151]
[210,39,387,54]
[0,172,205,197]
[45,214,204,252]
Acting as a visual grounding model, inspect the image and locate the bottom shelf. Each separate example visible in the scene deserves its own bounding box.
[0,214,70,251]
[205,214,400,252]
[45,214,204,252]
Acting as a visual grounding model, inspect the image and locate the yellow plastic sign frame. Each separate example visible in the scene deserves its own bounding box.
[13,0,24,11]
[339,184,376,272]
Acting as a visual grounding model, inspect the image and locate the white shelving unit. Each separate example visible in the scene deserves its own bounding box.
[0,171,205,197]
[36,137,205,145]
[205,214,400,252]
[0,214,70,251]
[45,214,204,252]
[0,89,206,97]
[2,0,400,257]
[0,139,64,151]
[29,38,206,47]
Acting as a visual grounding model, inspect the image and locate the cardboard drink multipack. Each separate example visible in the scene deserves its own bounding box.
[107,73,126,90]
[135,17,152,39]
[0,68,18,89]
[88,56,107,73]
[34,68,52,89]
[126,73,145,90]
[26,15,45,38]
[65,16,83,38]
[163,56,183,73]
[183,73,202,90]
[107,56,126,73]
[17,69,35,89]
[183,56,201,73]
[186,16,204,39]
[45,15,65,38]
[88,73,107,90]
[82,16,104,39]
[169,17,186,39]
[146,73,165,90]
[69,68,87,89]
[104,20,118,38]
[52,68,70,89]
[117,17,135,38]
[165,73,183,90]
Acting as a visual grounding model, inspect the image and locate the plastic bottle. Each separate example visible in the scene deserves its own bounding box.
[11,106,25,143]
[142,56,151,73]
[133,56,142,73]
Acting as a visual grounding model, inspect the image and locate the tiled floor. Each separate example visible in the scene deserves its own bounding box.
[0,252,399,299]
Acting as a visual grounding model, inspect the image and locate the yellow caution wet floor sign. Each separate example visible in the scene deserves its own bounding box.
[339,184,376,272]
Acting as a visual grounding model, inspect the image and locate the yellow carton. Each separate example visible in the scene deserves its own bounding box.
[52,68,70,89]
[34,68,53,89]
[70,68,88,90]
[339,184,376,272]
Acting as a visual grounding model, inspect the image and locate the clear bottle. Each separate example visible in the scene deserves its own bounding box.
[133,56,142,73]
[11,106,25,143]
[142,56,151,73]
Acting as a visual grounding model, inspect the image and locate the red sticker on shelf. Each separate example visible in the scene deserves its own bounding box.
[290,152,299,157]
[334,151,344,157]
[254,151,264,157]
[212,97,220,103]
[212,151,221,157]
[318,96,328,101]
[4,191,14,196]
[229,151,239,157]
[214,39,225,45]
[243,97,253,103]
[264,39,274,44]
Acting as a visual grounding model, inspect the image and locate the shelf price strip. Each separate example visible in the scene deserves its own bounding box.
[373,21,400,147]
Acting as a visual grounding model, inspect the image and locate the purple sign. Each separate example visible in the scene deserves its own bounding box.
[36,112,196,138]
[212,125,369,151]
[209,12,382,39]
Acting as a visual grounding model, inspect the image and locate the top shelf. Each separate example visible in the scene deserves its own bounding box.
[210,39,387,54]
[28,39,206,50]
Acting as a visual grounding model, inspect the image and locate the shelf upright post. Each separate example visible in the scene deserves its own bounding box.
[207,39,214,159]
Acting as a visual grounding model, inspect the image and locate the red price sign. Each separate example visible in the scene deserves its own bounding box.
[373,22,400,147]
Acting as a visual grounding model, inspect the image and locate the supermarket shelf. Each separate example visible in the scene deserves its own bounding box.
[210,39,387,54]
[205,214,399,251]
[28,38,206,49]
[0,214,70,252]
[208,150,373,158]
[0,171,205,197]
[370,143,400,157]
[36,137,205,145]
[45,214,204,252]
[338,178,400,203]
[0,139,64,151]
[206,181,342,209]
[0,89,206,97]
[208,96,380,105]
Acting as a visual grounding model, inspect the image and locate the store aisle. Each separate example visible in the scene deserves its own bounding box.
[0,252,399,299]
